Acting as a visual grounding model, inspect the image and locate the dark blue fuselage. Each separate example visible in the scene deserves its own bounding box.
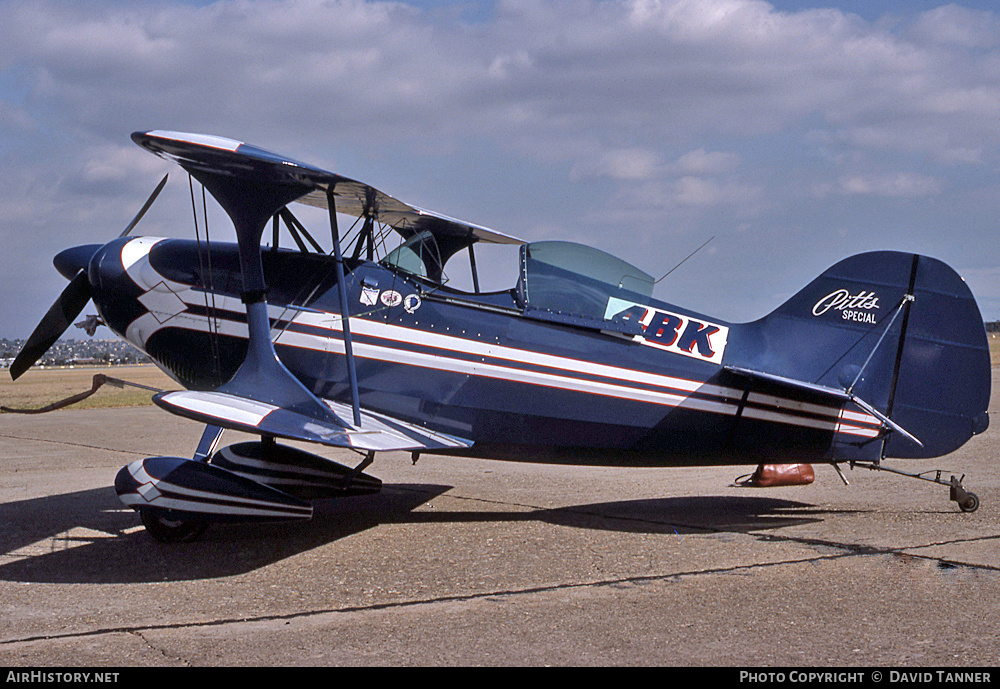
[87,236,979,467]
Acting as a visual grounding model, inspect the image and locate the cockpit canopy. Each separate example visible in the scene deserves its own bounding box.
[518,241,654,320]
[382,233,653,325]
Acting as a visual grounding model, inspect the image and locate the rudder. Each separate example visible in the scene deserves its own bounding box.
[733,251,990,460]
[883,254,990,457]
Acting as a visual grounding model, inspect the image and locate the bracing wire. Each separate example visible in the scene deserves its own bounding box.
[189,174,222,385]
[654,236,714,284]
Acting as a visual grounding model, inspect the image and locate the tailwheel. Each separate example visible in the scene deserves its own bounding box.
[958,493,980,513]
[140,509,209,543]
[950,479,980,514]
[854,462,982,513]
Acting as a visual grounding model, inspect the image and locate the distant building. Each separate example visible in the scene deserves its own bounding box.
[0,338,151,370]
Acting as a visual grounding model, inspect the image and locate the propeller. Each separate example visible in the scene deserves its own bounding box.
[9,273,92,380]
[9,174,168,380]
[120,173,168,238]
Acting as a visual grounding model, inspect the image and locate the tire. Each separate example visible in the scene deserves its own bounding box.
[140,510,209,543]
[959,492,980,513]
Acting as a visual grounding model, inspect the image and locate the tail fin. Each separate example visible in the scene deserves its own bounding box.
[733,251,990,459]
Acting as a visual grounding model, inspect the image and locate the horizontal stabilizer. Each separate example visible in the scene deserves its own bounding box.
[154,390,472,453]
[725,366,922,447]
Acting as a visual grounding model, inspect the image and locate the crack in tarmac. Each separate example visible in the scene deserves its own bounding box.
[3,498,996,648]
[0,431,154,457]
[0,549,859,647]
[130,629,191,667]
[2,474,997,655]
[438,489,1000,572]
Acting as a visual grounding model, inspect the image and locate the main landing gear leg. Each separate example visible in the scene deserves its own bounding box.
[342,451,375,491]
[849,462,980,513]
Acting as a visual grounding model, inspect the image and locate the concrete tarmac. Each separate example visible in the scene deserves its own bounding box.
[2,374,999,667]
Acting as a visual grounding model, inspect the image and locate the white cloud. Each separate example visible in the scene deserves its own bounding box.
[814,171,943,198]
[4,0,1000,331]
[671,149,741,175]
[572,148,661,180]
[672,174,760,206]
[5,0,1000,159]
[910,4,1000,48]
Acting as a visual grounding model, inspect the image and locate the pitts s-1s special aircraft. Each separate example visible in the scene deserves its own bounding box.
[9,131,991,541]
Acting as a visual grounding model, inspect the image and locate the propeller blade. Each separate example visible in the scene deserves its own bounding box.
[10,175,167,380]
[119,174,168,238]
[10,272,92,380]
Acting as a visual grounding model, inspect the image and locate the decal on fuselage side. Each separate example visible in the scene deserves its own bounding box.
[811,289,880,324]
[605,297,729,365]
[403,293,422,313]
[380,290,403,307]
[360,285,380,306]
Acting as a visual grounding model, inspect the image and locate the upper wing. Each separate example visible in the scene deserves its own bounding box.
[133,130,524,249]
[132,130,488,455]
[296,181,523,247]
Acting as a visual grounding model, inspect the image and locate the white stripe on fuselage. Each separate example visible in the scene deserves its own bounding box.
[117,239,881,439]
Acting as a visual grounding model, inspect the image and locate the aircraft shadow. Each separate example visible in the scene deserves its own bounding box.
[0,484,825,584]
[526,494,825,535]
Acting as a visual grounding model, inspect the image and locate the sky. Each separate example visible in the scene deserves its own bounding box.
[3,0,1000,341]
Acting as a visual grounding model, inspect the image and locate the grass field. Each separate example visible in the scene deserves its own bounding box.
[0,365,176,412]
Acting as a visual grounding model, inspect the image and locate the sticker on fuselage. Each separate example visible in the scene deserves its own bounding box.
[360,285,380,306]
[380,290,403,307]
[403,293,422,313]
[605,297,729,365]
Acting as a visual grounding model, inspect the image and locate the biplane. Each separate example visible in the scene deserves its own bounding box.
[9,130,991,541]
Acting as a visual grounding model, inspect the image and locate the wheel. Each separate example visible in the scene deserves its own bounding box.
[140,510,209,543]
[959,492,980,513]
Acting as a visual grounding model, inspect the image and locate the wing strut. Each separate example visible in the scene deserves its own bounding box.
[131,130,475,452]
[327,187,362,427]
[184,168,343,429]
[468,243,481,293]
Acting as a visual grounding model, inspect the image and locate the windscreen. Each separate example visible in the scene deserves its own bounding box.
[382,231,444,282]
[519,241,654,321]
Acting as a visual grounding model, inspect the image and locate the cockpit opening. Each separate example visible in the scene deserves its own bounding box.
[380,232,653,325]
